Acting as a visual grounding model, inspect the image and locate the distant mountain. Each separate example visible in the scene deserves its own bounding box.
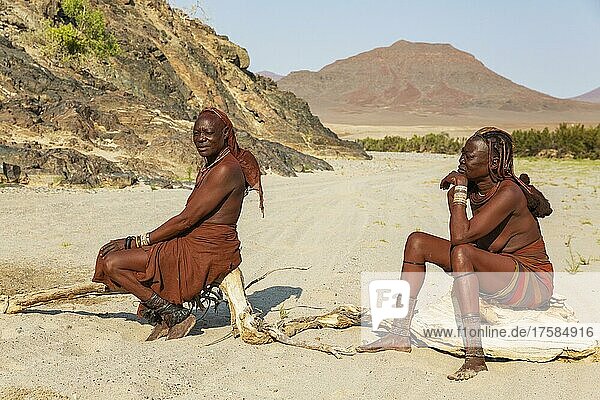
[278,40,600,126]
[570,87,600,103]
[256,71,284,81]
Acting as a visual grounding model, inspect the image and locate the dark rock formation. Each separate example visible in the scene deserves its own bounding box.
[235,131,333,176]
[0,143,134,187]
[1,162,27,183]
[0,0,369,188]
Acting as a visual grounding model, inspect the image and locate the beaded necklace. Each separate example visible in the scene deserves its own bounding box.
[201,148,231,173]
[195,148,231,188]
[469,181,500,206]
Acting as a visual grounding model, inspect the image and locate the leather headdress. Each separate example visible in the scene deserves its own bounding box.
[200,107,264,217]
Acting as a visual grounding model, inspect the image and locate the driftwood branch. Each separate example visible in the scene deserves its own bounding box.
[266,326,357,359]
[278,305,363,337]
[1,282,112,314]
[219,268,364,356]
[1,267,364,357]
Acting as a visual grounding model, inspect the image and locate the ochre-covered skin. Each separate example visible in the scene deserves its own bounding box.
[358,127,554,381]
[93,109,261,336]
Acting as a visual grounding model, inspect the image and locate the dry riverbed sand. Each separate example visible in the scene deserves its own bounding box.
[0,152,598,399]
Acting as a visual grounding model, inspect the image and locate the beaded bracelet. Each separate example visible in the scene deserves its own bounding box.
[453,184,468,206]
[138,232,151,247]
[453,191,468,206]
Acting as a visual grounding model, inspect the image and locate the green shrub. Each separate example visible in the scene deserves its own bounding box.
[512,124,600,159]
[358,124,600,159]
[358,133,465,154]
[45,0,120,61]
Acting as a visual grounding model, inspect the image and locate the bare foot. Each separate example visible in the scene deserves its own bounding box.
[166,315,197,340]
[146,322,169,341]
[356,334,411,353]
[447,357,488,381]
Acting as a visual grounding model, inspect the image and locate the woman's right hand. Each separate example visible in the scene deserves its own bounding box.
[100,238,127,258]
[440,171,468,190]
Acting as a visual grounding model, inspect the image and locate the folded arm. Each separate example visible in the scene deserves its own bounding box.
[448,182,522,245]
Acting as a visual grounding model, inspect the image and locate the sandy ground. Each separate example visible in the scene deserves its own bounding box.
[315,107,600,133]
[0,153,599,399]
[325,123,480,139]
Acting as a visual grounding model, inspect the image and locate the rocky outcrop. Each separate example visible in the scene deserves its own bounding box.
[235,131,333,175]
[0,0,368,188]
[0,142,137,187]
[1,162,28,184]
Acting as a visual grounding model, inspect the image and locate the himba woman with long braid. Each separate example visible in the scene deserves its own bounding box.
[93,108,263,341]
[358,127,554,381]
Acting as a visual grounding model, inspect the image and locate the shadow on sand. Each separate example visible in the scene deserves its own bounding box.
[23,285,303,337]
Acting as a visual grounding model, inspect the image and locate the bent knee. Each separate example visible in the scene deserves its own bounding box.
[405,231,430,253]
[102,253,121,277]
[451,244,474,259]
[450,244,475,269]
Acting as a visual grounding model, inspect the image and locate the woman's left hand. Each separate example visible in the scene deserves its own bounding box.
[440,171,468,190]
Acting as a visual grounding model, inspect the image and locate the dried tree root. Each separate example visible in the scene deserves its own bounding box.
[265,326,357,359]
[278,305,363,337]
[218,268,364,356]
[217,267,273,344]
[1,282,110,314]
[1,268,364,357]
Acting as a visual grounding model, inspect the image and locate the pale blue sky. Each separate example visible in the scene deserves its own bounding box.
[170,0,600,98]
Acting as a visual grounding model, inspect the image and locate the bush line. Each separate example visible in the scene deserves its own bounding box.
[357,123,600,159]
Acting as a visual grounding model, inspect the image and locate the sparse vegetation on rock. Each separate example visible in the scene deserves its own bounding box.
[0,0,367,188]
[44,0,120,61]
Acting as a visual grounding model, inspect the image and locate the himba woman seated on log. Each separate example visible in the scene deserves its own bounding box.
[93,108,263,341]
[358,127,554,381]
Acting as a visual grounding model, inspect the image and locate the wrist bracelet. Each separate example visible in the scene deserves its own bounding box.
[139,232,151,246]
[453,189,468,206]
